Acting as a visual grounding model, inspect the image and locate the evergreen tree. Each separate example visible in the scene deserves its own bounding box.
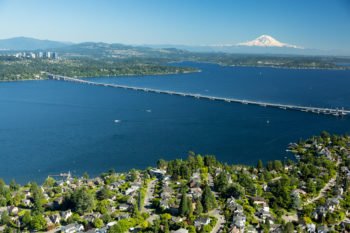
[257,160,263,170]
[180,164,191,180]
[284,222,294,233]
[164,220,170,233]
[201,183,216,213]
[130,169,137,182]
[32,196,44,215]
[153,219,160,233]
[157,159,166,169]
[96,185,111,201]
[214,172,228,193]
[9,179,18,191]
[83,172,89,180]
[179,192,189,217]
[195,155,204,168]
[194,199,203,216]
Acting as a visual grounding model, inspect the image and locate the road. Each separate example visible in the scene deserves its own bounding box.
[142,179,157,214]
[208,174,225,233]
[304,160,340,205]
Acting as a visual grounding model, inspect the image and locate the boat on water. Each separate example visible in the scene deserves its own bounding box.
[114,120,120,123]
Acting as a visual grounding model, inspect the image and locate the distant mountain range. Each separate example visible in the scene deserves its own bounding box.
[0,36,348,56]
[0,37,72,50]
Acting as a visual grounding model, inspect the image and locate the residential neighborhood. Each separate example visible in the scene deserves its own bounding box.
[0,132,350,232]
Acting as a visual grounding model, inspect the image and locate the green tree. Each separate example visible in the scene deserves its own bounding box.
[129,169,137,182]
[43,177,56,187]
[96,185,112,201]
[83,172,89,180]
[214,172,228,193]
[22,211,32,227]
[201,183,216,213]
[222,183,244,199]
[257,160,263,170]
[93,217,104,228]
[195,155,204,168]
[68,187,95,215]
[0,211,10,225]
[194,199,203,216]
[179,192,192,217]
[164,219,170,233]
[157,159,166,169]
[30,215,47,231]
[284,222,294,233]
[9,179,18,191]
[273,160,283,171]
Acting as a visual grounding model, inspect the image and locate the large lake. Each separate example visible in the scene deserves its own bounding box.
[1,62,350,183]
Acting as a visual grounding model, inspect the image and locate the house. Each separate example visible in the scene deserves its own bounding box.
[251,196,267,206]
[61,222,84,233]
[119,203,130,211]
[117,213,130,220]
[189,188,202,200]
[312,206,327,220]
[258,206,271,220]
[232,213,246,230]
[325,197,340,212]
[107,221,117,227]
[171,216,183,223]
[227,196,237,209]
[61,209,72,220]
[49,213,61,225]
[194,217,211,228]
[82,214,97,223]
[306,223,316,233]
[160,199,170,210]
[246,226,257,233]
[171,228,189,233]
[8,206,18,215]
[45,216,53,226]
[229,227,243,233]
[317,225,328,233]
[21,199,31,206]
[149,169,166,179]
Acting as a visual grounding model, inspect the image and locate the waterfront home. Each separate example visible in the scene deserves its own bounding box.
[149,169,166,179]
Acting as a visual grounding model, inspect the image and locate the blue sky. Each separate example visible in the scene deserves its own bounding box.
[0,0,349,50]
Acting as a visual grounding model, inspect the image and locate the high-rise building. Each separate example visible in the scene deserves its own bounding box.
[52,52,58,59]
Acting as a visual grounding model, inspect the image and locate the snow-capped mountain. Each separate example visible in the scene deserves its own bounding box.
[237,35,303,49]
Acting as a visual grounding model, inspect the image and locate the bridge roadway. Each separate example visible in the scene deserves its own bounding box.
[48,74,349,117]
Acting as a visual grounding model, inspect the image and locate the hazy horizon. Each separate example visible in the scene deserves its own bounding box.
[0,0,349,52]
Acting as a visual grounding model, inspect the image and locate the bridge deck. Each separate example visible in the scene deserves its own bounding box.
[47,74,349,117]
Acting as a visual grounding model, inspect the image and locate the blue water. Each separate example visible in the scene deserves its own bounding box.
[0,62,350,184]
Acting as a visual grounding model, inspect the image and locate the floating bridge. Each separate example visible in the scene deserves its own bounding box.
[48,74,349,117]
